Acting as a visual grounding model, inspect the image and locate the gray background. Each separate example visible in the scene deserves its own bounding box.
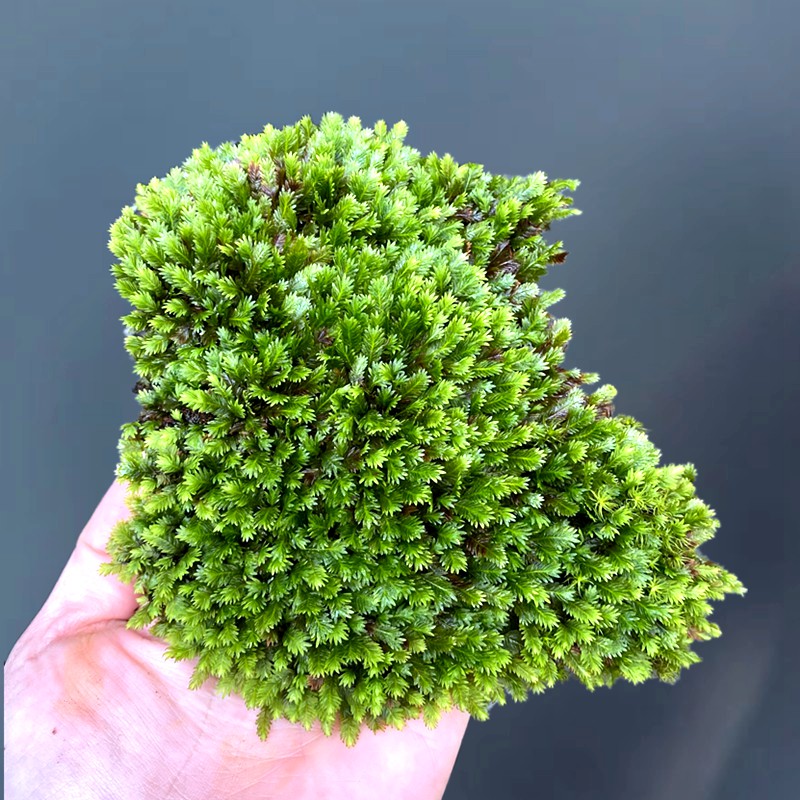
[2,1,798,797]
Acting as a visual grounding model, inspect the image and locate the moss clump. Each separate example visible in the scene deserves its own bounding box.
[101,112,745,745]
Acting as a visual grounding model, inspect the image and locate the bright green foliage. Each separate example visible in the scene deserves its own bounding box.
[101,112,745,746]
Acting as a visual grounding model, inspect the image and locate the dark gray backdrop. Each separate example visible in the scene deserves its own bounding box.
[3,1,798,798]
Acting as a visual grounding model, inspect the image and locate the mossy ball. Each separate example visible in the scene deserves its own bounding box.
[101,112,745,745]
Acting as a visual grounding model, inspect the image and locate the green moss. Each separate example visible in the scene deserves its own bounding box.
[100,112,745,746]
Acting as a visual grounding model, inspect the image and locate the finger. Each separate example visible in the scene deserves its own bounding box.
[33,479,139,642]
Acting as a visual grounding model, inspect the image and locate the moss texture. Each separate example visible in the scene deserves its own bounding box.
[100,112,745,745]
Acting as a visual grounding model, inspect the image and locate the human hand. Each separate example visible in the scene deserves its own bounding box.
[4,479,470,799]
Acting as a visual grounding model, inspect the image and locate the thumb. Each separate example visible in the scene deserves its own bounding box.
[30,479,139,644]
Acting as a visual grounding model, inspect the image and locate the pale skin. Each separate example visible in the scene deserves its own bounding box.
[4,479,471,799]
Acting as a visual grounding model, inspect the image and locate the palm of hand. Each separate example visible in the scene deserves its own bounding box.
[4,481,470,800]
